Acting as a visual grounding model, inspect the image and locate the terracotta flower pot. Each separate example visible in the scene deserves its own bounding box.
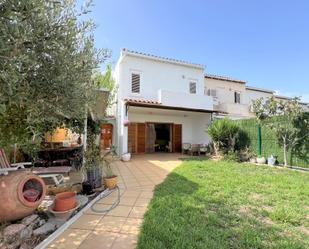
[104,176,118,189]
[54,192,77,212]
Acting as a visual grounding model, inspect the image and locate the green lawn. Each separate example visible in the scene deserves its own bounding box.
[137,159,309,249]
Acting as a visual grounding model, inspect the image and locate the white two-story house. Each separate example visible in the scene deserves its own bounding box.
[113,49,214,155]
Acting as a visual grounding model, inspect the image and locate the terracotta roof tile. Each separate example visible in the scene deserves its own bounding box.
[122,48,204,69]
[124,98,161,105]
[205,74,247,84]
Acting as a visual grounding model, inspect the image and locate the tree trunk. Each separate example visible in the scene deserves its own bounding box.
[283,140,288,167]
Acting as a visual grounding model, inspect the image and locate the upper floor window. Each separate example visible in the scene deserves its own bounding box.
[131,73,140,93]
[189,82,196,94]
[205,88,217,97]
[234,91,241,104]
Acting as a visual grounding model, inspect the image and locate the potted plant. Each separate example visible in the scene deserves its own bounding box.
[102,149,118,189]
[83,143,103,190]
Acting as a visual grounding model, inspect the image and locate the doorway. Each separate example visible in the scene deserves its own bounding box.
[101,124,113,150]
[128,122,182,154]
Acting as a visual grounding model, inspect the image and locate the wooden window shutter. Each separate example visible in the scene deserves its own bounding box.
[173,124,182,153]
[137,123,146,153]
[128,123,137,153]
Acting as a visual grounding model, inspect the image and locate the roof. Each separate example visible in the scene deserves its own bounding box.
[121,48,205,70]
[124,98,214,113]
[124,98,161,105]
[205,74,247,84]
[246,86,275,94]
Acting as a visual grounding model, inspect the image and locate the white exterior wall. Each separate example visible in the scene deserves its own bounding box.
[129,107,211,145]
[117,51,211,107]
[204,78,251,118]
[114,50,213,155]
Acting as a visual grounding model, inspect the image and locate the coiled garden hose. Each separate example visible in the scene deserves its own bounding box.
[90,186,122,213]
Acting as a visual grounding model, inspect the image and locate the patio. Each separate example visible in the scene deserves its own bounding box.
[47,153,183,249]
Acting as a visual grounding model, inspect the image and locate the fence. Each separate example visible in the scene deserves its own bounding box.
[235,118,309,168]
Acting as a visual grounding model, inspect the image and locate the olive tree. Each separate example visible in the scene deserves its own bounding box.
[0,0,109,154]
[252,96,307,166]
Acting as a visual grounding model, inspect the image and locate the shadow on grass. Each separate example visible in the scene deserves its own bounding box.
[138,169,308,249]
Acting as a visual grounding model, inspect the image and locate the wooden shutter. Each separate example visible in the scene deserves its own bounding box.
[173,124,182,153]
[137,123,146,153]
[128,123,137,153]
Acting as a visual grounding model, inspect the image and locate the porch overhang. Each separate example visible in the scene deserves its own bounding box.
[124,99,215,114]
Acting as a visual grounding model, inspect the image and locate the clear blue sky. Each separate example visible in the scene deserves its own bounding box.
[82,0,309,102]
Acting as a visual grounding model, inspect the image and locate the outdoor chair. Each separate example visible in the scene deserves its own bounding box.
[0,148,31,175]
[189,144,200,156]
[199,144,208,155]
[182,143,191,154]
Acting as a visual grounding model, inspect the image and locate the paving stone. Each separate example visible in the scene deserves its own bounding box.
[21,214,39,226]
[33,223,56,236]
[3,224,26,243]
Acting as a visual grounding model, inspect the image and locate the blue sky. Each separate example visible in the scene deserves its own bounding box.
[82,0,309,102]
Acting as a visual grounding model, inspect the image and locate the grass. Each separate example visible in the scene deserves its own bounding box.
[137,160,309,249]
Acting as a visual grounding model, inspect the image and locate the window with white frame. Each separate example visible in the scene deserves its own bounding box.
[131,73,140,93]
[189,82,196,94]
[234,91,241,104]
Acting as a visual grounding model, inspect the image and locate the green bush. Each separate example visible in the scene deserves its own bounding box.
[208,118,249,155]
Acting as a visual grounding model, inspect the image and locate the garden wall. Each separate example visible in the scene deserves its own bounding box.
[235,118,309,168]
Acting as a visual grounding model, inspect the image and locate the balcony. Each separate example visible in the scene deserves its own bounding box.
[158,89,213,111]
[214,103,252,117]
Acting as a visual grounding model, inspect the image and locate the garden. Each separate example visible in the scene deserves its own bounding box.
[0,1,117,248]
[137,159,309,249]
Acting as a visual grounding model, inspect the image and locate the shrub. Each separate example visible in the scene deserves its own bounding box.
[208,118,248,155]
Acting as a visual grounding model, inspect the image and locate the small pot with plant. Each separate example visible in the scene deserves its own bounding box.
[83,144,103,190]
[102,150,118,189]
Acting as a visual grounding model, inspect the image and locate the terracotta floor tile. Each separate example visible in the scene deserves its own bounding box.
[84,204,110,215]
[119,197,138,206]
[129,206,148,219]
[106,205,133,217]
[70,214,102,230]
[111,233,138,249]
[48,229,90,249]
[78,231,118,249]
[120,218,143,235]
[139,191,154,198]
[134,197,151,207]
[121,190,141,198]
[97,194,119,205]
[95,216,126,233]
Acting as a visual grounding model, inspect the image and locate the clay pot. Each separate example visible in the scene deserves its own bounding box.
[104,176,118,189]
[0,171,46,222]
[256,157,266,164]
[54,192,77,211]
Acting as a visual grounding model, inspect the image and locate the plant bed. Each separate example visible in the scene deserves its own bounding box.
[0,188,107,249]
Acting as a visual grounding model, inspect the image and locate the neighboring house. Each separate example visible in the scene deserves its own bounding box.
[107,49,308,155]
[204,74,252,119]
[113,49,214,155]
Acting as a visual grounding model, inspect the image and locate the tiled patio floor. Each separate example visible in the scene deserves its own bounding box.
[47,153,183,249]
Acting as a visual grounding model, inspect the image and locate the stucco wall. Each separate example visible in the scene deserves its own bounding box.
[118,54,205,101]
[128,108,211,145]
[204,78,247,105]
